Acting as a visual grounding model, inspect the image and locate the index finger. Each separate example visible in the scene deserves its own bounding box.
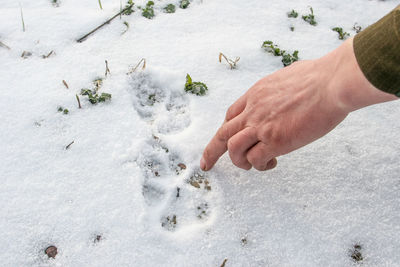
[200,114,245,171]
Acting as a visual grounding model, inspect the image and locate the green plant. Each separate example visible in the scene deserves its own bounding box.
[122,0,135,15]
[122,21,130,35]
[57,106,69,114]
[281,50,299,67]
[287,9,298,18]
[290,26,295,31]
[302,7,317,26]
[332,27,350,40]
[98,0,103,9]
[142,1,155,19]
[164,4,176,13]
[80,89,112,104]
[184,74,208,96]
[179,0,190,9]
[262,40,299,67]
[262,41,284,56]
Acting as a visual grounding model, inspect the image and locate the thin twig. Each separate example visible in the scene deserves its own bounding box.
[76,94,82,109]
[0,41,11,50]
[105,60,111,77]
[127,58,146,74]
[220,259,228,267]
[219,52,240,69]
[19,3,25,32]
[42,50,54,59]
[65,141,75,150]
[62,80,69,89]
[76,4,134,43]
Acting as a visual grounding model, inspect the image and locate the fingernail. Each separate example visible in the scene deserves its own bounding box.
[200,157,207,171]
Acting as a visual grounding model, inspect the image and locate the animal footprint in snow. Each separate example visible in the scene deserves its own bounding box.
[128,70,190,134]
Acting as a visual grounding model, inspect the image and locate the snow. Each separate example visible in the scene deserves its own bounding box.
[0,0,399,266]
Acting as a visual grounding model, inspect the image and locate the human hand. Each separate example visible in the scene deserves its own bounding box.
[200,38,397,171]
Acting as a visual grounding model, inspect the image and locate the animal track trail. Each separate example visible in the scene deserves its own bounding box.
[127,69,215,232]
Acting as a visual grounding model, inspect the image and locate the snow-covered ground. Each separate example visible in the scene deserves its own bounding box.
[1,0,399,266]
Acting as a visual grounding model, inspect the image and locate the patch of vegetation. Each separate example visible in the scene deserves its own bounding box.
[179,0,190,9]
[350,244,363,263]
[282,50,299,67]
[302,7,317,26]
[51,0,60,7]
[122,0,135,15]
[287,9,298,18]
[81,89,112,104]
[184,74,208,96]
[262,40,299,67]
[57,106,69,114]
[164,4,176,13]
[332,27,350,40]
[142,1,155,19]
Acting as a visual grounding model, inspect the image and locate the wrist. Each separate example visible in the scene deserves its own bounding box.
[321,38,397,113]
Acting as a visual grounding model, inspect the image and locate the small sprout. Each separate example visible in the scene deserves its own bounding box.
[93,78,103,91]
[88,94,98,104]
[42,50,54,59]
[121,21,130,35]
[62,80,69,89]
[19,3,26,32]
[302,7,317,26]
[148,94,156,105]
[164,4,176,13]
[142,1,155,19]
[21,51,32,59]
[98,92,112,102]
[219,52,240,69]
[127,58,146,74]
[51,0,60,7]
[261,41,283,56]
[332,27,350,40]
[281,50,299,67]
[105,60,111,77]
[57,106,69,114]
[65,141,74,150]
[76,94,82,108]
[179,0,190,9]
[290,26,295,31]
[287,9,298,18]
[220,259,228,267]
[45,246,57,259]
[184,74,208,96]
[353,23,362,33]
[98,0,103,10]
[350,244,363,262]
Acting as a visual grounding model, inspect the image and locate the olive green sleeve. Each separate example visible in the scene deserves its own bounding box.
[354,5,400,96]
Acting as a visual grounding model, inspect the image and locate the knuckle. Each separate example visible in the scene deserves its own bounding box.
[225,106,235,121]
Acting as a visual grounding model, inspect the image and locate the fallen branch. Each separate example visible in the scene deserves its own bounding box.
[77,4,134,43]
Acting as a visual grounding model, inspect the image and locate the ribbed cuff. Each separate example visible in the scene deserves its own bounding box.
[354,6,400,96]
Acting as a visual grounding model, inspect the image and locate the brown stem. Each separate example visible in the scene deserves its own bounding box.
[76,94,82,109]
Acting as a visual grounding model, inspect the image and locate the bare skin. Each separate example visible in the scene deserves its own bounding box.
[200,38,397,171]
